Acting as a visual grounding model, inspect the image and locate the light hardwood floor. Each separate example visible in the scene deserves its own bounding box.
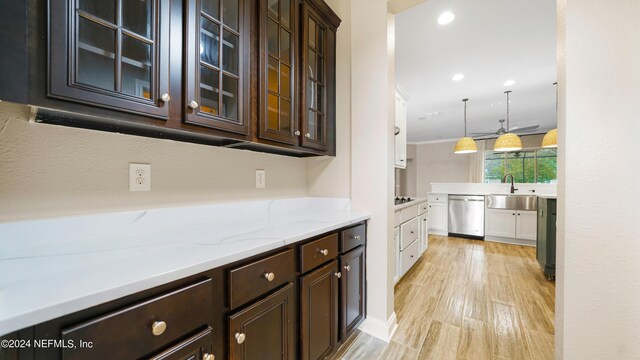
[333,235,555,360]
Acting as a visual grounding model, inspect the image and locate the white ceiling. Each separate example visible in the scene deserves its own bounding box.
[395,0,557,143]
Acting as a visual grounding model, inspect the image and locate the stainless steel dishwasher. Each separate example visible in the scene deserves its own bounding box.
[448,195,485,239]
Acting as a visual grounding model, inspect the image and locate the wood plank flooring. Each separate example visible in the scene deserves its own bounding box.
[333,235,555,360]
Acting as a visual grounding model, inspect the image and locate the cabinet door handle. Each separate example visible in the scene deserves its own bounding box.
[334,272,342,278]
[263,272,275,282]
[344,265,351,271]
[517,213,521,216]
[151,321,167,336]
[352,235,361,240]
[188,100,199,109]
[305,133,311,138]
[318,249,329,256]
[160,93,171,102]
[235,332,246,344]
[513,213,516,216]
[410,231,414,234]
[204,353,215,360]
[295,130,301,136]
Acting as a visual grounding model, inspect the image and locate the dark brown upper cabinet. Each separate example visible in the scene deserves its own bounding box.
[49,0,171,119]
[257,0,298,145]
[184,0,251,135]
[299,0,339,153]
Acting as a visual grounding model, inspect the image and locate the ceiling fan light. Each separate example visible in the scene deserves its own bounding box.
[454,137,478,154]
[494,133,522,152]
[542,128,558,148]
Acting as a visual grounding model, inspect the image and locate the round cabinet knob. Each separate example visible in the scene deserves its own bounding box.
[235,332,246,344]
[344,265,351,272]
[160,93,171,102]
[264,272,275,282]
[354,235,361,240]
[512,213,516,216]
[188,100,199,109]
[318,249,329,256]
[334,272,342,278]
[204,353,215,360]
[151,321,167,336]
[410,231,414,234]
[305,133,311,138]
[295,130,301,136]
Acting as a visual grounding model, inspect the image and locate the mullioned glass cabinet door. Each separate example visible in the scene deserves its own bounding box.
[49,0,171,119]
[184,0,250,135]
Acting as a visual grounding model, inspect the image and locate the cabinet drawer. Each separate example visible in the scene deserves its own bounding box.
[300,233,339,273]
[400,239,419,277]
[400,218,419,250]
[149,327,214,360]
[340,224,365,252]
[418,202,428,215]
[61,278,213,360]
[399,205,419,224]
[229,249,295,310]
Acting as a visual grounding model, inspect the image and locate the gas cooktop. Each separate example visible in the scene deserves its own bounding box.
[394,197,414,205]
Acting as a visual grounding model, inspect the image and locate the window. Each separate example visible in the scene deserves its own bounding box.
[484,148,557,183]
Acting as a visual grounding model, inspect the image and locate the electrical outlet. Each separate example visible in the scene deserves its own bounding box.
[130,163,151,191]
[255,169,266,189]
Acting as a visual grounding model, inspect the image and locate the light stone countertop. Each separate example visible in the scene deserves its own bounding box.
[0,197,369,336]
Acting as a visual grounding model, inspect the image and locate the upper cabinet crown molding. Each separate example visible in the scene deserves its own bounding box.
[395,83,409,101]
[23,0,341,157]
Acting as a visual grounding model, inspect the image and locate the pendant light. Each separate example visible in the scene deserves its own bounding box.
[542,82,558,148]
[494,90,522,152]
[454,98,478,154]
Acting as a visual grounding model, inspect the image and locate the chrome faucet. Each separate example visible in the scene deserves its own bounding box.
[502,173,518,194]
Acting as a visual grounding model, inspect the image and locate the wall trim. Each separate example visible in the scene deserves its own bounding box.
[358,312,398,342]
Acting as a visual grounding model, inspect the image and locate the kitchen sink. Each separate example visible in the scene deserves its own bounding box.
[486,194,537,211]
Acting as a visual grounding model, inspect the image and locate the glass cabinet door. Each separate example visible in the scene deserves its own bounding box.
[258,0,297,145]
[185,0,249,135]
[49,0,170,118]
[300,1,336,152]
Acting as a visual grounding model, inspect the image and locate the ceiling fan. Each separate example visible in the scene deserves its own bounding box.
[469,119,539,139]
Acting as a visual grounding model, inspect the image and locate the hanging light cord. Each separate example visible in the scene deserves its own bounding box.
[554,82,558,112]
[462,98,469,137]
[505,91,511,132]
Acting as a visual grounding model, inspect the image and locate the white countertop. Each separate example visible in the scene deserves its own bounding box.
[0,197,369,336]
[428,191,557,198]
[394,197,427,212]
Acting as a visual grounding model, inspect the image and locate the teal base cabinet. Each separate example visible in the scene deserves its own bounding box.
[536,198,556,280]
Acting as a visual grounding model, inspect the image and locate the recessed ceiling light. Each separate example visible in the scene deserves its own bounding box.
[452,73,465,82]
[437,11,455,25]
[504,79,516,86]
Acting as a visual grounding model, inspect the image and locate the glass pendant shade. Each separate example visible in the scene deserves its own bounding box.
[454,137,478,154]
[542,128,558,148]
[494,132,523,152]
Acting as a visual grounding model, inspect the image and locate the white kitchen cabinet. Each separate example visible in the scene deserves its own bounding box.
[394,226,400,283]
[400,239,419,277]
[400,218,419,250]
[515,210,537,240]
[427,195,448,236]
[485,209,517,238]
[418,213,428,255]
[394,86,408,169]
[486,208,537,244]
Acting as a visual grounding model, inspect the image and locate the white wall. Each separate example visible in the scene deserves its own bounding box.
[0,102,308,222]
[557,0,640,359]
[414,141,471,196]
[350,0,396,339]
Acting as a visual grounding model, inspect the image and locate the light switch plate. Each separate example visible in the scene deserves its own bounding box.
[130,163,151,191]
[255,169,266,188]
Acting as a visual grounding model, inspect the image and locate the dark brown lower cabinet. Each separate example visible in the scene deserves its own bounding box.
[339,246,365,340]
[228,283,295,360]
[300,260,339,360]
[149,327,214,360]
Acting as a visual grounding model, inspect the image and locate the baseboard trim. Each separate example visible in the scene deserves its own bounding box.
[358,312,398,342]
[485,236,535,247]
